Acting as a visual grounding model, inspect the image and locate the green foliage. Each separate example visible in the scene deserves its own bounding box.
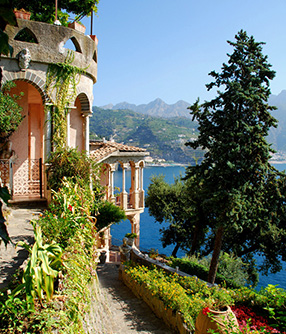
[146,174,208,257]
[0,170,101,332]
[185,30,286,283]
[39,177,97,249]
[96,200,126,231]
[124,263,236,331]
[46,147,98,192]
[233,284,286,331]
[11,0,99,25]
[46,52,85,148]
[0,0,17,56]
[16,222,62,310]
[0,290,45,333]
[124,263,285,332]
[169,253,258,288]
[0,81,24,144]
[125,232,137,239]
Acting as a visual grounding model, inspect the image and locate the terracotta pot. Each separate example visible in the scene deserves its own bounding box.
[14,9,31,20]
[68,21,86,34]
[195,306,239,334]
[89,35,98,46]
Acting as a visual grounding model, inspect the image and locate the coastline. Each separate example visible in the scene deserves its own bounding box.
[270,160,286,164]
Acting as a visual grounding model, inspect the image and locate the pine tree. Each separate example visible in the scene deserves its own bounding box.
[185,30,286,284]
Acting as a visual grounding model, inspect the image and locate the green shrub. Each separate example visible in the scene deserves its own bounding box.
[169,252,258,288]
[46,147,99,192]
[124,263,235,331]
[39,177,97,249]
[96,200,126,231]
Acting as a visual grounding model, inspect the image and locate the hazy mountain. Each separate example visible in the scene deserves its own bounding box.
[268,91,286,151]
[100,98,191,118]
[98,92,286,153]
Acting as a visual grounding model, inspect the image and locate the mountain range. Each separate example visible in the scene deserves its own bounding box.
[100,92,286,152]
[101,98,191,118]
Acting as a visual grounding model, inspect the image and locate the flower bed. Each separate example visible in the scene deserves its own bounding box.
[232,305,286,334]
[123,262,286,334]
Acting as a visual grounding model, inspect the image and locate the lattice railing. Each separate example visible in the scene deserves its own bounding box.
[0,158,43,197]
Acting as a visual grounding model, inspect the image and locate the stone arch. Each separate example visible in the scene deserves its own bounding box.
[64,37,82,53]
[76,92,91,114]
[14,28,38,44]
[1,71,49,104]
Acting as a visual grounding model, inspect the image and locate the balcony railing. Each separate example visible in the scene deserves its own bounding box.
[113,190,145,211]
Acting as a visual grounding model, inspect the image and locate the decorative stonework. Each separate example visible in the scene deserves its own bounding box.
[17,48,31,70]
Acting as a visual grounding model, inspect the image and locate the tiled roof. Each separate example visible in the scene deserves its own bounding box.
[89,140,147,162]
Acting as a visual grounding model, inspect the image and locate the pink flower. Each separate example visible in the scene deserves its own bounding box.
[68,205,73,212]
[203,307,211,315]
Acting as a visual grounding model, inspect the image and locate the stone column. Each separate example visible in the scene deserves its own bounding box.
[121,163,129,210]
[82,111,92,155]
[44,103,53,160]
[139,161,145,208]
[134,162,140,209]
[129,213,140,247]
[109,163,116,203]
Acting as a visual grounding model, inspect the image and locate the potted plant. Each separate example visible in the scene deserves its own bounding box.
[68,21,86,34]
[195,289,239,334]
[14,8,31,20]
[125,233,137,247]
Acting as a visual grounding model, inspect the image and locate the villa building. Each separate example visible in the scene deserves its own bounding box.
[0,16,149,260]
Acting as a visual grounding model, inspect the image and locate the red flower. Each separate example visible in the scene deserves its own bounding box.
[203,307,211,315]
[68,205,73,212]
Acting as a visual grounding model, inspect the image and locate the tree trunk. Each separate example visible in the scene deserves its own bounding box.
[190,221,200,255]
[171,243,180,257]
[208,226,224,284]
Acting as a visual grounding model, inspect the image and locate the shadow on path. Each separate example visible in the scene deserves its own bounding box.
[97,263,174,334]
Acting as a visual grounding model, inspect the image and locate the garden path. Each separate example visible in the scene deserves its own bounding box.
[0,205,42,289]
[94,263,175,334]
[0,206,174,333]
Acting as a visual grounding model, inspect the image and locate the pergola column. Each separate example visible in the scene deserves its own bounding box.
[133,162,140,209]
[121,163,129,210]
[109,163,116,203]
[129,213,140,247]
[139,161,145,208]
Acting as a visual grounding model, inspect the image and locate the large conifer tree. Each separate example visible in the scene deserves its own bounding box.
[186,30,286,284]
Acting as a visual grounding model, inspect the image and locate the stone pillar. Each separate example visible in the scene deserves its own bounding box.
[139,161,145,208]
[109,163,116,203]
[82,111,91,155]
[121,163,129,210]
[129,213,140,247]
[44,103,53,160]
[134,162,140,209]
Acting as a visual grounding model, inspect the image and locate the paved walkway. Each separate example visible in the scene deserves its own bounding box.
[95,263,174,334]
[0,205,41,289]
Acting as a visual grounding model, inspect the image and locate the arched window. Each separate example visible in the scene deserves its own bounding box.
[14,28,38,43]
[63,37,82,53]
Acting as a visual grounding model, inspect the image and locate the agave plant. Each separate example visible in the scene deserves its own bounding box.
[15,222,62,310]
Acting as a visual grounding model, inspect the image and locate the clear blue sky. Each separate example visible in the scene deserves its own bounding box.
[79,0,286,107]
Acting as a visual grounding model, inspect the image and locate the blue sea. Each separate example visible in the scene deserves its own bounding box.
[111,163,286,290]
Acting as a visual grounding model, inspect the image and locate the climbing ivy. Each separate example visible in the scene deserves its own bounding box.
[46,51,85,148]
